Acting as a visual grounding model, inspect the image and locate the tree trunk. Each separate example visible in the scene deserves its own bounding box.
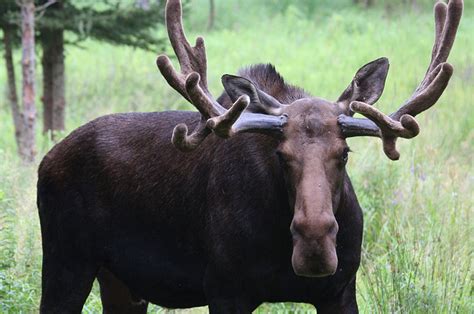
[2,26,23,152]
[41,34,53,135]
[51,30,65,134]
[41,28,65,137]
[208,0,215,31]
[20,0,37,163]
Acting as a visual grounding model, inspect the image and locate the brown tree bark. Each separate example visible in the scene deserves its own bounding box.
[51,31,65,134]
[19,0,37,163]
[208,0,215,31]
[41,34,53,135]
[2,26,23,152]
[41,28,65,136]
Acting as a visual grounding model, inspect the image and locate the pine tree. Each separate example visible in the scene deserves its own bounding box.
[19,0,37,163]
[1,1,21,151]
[39,1,65,136]
[1,0,37,162]
[208,0,215,31]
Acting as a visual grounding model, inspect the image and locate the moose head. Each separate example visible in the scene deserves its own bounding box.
[157,0,463,277]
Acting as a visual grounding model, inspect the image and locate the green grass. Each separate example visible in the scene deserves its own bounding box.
[0,1,473,313]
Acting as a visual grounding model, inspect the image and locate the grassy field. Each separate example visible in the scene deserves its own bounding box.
[0,0,473,313]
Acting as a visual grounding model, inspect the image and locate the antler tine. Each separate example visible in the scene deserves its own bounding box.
[171,121,211,152]
[430,2,447,70]
[156,0,213,101]
[418,0,462,92]
[391,0,462,121]
[341,0,463,160]
[430,0,463,73]
[163,0,209,95]
[156,55,190,102]
[185,72,225,118]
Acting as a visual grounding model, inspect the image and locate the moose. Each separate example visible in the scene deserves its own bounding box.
[37,0,463,313]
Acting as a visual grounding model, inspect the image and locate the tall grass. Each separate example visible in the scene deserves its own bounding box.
[0,0,472,312]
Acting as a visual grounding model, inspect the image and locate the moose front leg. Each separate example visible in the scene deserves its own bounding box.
[314,277,358,314]
[203,267,260,314]
[97,268,148,314]
[207,297,258,314]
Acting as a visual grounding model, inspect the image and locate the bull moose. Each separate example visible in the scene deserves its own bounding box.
[37,0,463,313]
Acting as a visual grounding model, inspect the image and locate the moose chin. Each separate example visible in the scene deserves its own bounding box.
[37,0,463,313]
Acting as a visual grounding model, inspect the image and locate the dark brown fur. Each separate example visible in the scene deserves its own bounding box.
[38,62,373,313]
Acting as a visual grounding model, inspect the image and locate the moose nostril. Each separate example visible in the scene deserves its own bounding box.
[328,221,338,238]
[290,221,303,239]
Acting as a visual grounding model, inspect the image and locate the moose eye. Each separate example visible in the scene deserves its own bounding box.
[341,147,350,164]
[276,151,287,163]
[276,151,291,169]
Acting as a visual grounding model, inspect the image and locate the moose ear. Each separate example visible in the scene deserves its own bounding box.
[222,75,284,115]
[337,57,390,115]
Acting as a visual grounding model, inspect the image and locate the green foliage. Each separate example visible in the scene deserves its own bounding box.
[0,0,170,51]
[0,165,42,313]
[263,0,350,15]
[0,2,16,27]
[0,190,14,270]
[0,1,21,49]
[38,1,168,51]
[0,0,473,313]
[356,0,474,12]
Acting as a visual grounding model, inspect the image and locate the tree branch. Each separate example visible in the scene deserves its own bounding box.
[35,0,57,12]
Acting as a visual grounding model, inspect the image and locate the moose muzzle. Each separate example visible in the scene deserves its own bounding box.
[290,213,339,277]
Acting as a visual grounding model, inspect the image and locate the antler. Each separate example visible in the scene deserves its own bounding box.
[157,0,287,152]
[338,0,463,160]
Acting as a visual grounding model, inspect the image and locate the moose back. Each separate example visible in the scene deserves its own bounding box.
[37,0,463,313]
